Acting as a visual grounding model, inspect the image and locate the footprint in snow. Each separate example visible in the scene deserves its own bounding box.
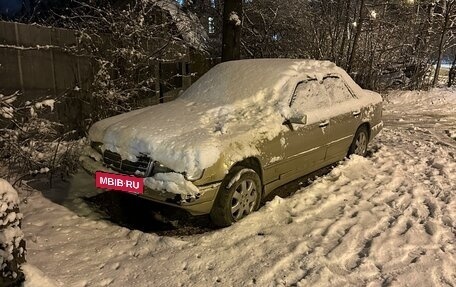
[111,262,120,270]
[99,278,114,286]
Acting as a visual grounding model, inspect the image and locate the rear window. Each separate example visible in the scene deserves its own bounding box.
[323,76,355,104]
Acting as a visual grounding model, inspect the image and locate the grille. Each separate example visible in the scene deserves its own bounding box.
[103,150,152,177]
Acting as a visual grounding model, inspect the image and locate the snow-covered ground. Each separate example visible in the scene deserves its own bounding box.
[17,88,456,286]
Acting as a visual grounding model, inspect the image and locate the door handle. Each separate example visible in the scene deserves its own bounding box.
[319,120,329,128]
[353,110,361,117]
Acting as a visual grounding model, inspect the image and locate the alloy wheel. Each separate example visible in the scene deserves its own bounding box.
[231,179,258,220]
[354,132,368,155]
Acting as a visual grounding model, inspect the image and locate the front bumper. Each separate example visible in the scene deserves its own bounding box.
[79,149,220,215]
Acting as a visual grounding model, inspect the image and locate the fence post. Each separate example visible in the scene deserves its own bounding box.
[14,23,25,96]
[49,28,57,96]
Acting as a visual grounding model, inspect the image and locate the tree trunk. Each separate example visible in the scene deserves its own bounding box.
[347,0,365,73]
[338,0,351,67]
[222,0,242,62]
[433,1,451,87]
[448,52,456,87]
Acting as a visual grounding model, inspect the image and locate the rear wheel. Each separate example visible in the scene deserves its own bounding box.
[210,166,262,227]
[348,126,369,157]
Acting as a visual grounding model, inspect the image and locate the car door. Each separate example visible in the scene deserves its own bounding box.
[277,78,331,181]
[322,75,362,161]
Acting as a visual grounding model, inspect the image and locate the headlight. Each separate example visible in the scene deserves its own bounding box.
[184,169,204,181]
[151,161,204,181]
[90,141,103,154]
[153,162,174,174]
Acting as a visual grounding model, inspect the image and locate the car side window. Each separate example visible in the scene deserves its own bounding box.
[322,76,356,105]
[290,79,329,114]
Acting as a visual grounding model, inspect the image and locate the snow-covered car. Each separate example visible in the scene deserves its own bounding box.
[80,59,383,226]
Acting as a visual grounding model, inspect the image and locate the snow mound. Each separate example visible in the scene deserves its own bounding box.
[34,99,56,111]
[144,173,200,200]
[387,88,456,115]
[446,129,456,140]
[22,264,58,287]
[0,179,25,284]
[0,179,19,208]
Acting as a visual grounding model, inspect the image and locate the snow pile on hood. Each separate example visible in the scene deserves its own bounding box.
[89,59,367,178]
[0,179,25,280]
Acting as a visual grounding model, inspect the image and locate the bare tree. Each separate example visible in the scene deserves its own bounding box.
[222,0,242,61]
[448,49,456,86]
[433,0,456,86]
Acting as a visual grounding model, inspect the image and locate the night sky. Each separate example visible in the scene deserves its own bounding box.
[0,0,23,17]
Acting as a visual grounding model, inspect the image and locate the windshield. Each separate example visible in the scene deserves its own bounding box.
[180,60,295,106]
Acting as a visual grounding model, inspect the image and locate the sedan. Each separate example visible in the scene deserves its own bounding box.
[80,59,383,227]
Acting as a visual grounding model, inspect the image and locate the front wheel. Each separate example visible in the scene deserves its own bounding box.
[348,126,369,157]
[210,166,262,227]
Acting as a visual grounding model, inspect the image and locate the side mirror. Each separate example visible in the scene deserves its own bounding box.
[283,114,307,131]
[289,114,307,125]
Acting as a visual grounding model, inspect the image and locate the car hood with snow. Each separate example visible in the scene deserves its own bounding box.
[88,99,224,178]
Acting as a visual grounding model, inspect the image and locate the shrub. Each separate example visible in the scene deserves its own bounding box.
[0,179,26,286]
[0,93,83,182]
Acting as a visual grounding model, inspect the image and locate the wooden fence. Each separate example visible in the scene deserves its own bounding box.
[0,21,212,105]
[0,21,93,100]
[0,20,222,131]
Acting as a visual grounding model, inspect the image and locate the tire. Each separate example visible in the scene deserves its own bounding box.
[348,125,369,157]
[210,166,262,227]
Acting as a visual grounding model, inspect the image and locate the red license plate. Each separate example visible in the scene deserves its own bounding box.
[95,171,144,195]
